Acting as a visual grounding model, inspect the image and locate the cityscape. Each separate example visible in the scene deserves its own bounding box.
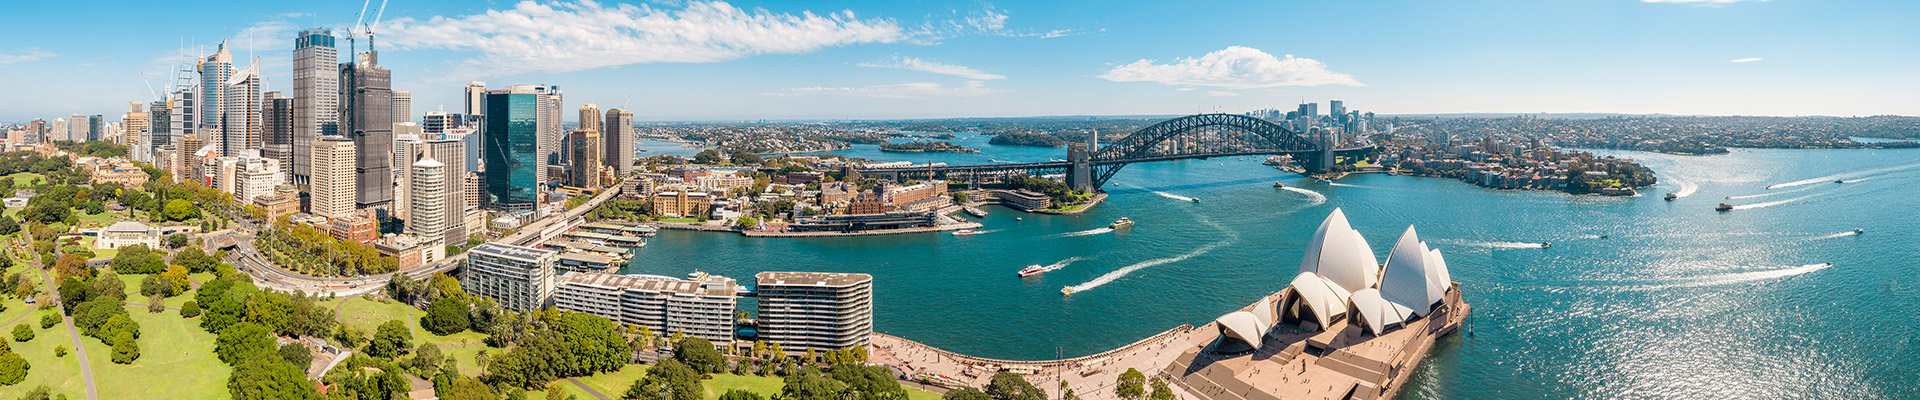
[0,1,1917,400]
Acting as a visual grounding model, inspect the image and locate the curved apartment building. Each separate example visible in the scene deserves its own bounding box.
[754,272,874,353]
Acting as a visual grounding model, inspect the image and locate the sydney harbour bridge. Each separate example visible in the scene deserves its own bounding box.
[852,113,1380,191]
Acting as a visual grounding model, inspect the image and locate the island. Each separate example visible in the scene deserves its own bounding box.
[878,140,979,153]
[988,132,1067,147]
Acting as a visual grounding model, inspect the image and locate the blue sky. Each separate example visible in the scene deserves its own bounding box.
[2,0,1915,122]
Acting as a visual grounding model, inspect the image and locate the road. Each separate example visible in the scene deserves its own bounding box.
[24,227,97,400]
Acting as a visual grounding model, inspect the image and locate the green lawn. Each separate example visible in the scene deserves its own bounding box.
[0,294,35,331]
[532,367,941,400]
[334,296,489,347]
[0,309,87,400]
[440,344,501,377]
[0,173,46,188]
[82,305,229,400]
[114,273,202,309]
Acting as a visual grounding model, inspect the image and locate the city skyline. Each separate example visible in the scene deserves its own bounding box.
[1,0,1915,122]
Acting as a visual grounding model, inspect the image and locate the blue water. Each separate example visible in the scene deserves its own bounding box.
[624,137,1920,398]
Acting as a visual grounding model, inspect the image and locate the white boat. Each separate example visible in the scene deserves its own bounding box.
[952,230,982,236]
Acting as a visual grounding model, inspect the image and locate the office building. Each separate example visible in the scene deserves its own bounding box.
[407,155,450,249]
[755,272,874,352]
[341,48,394,212]
[121,101,148,148]
[309,137,357,218]
[397,138,468,245]
[329,212,378,244]
[483,86,544,211]
[261,92,293,182]
[541,86,563,168]
[146,100,171,162]
[650,186,710,218]
[554,272,741,345]
[87,115,104,142]
[231,155,282,204]
[603,108,634,176]
[223,60,263,157]
[292,28,339,185]
[199,42,233,139]
[464,243,557,312]
[392,90,413,124]
[165,90,195,147]
[445,128,481,174]
[464,81,487,116]
[568,129,599,188]
[423,111,459,135]
[67,114,86,142]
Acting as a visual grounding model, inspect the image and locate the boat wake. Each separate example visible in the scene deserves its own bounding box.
[1153,191,1197,202]
[1279,187,1327,206]
[1454,240,1546,250]
[1064,241,1227,294]
[1326,182,1379,189]
[1030,256,1085,274]
[1624,263,1831,291]
[1765,162,1920,189]
[1727,185,1817,200]
[1670,177,1698,199]
[1055,227,1115,238]
[1732,194,1820,210]
[1812,231,1862,240]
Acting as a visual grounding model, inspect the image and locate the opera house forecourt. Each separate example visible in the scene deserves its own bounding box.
[872,209,1466,400]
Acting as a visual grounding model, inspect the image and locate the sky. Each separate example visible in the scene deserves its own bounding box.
[2,0,1916,122]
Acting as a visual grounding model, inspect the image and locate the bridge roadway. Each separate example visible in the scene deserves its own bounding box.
[854,147,1374,175]
[231,175,637,296]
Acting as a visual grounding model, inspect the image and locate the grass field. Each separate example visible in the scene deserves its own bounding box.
[0,173,46,187]
[335,296,489,347]
[0,309,87,400]
[82,305,229,400]
[526,367,941,400]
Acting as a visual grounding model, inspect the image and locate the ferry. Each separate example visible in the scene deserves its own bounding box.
[1316,178,1332,184]
[1060,286,1077,295]
[964,207,987,218]
[1665,193,1677,201]
[952,230,982,236]
[1273,182,1286,188]
[1109,217,1135,230]
[1716,203,1735,212]
[1018,265,1047,277]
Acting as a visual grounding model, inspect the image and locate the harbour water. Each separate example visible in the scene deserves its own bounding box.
[625,136,1920,398]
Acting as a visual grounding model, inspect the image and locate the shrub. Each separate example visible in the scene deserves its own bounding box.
[54,346,66,357]
[180,300,201,318]
[11,325,30,342]
[38,313,57,329]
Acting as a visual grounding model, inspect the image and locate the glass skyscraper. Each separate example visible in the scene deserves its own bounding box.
[484,89,542,211]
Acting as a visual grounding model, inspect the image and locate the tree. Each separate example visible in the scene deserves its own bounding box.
[111,244,166,274]
[173,246,217,273]
[421,297,471,335]
[777,372,849,400]
[985,372,1045,400]
[110,331,140,364]
[673,337,726,374]
[369,320,413,358]
[944,387,991,400]
[829,364,907,400]
[693,149,724,165]
[438,375,498,400]
[1148,377,1174,400]
[53,254,90,282]
[278,342,312,367]
[215,322,277,365]
[716,389,764,400]
[165,233,189,249]
[11,325,31,342]
[163,199,199,221]
[147,294,165,313]
[1115,368,1146,400]
[161,265,191,295]
[181,300,201,318]
[735,216,758,228]
[228,356,320,400]
[623,359,702,400]
[0,216,17,236]
[0,350,26,385]
[412,344,444,373]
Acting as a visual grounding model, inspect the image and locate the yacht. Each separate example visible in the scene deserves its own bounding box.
[1060,286,1078,295]
[1716,203,1735,212]
[1665,193,1677,201]
[952,230,982,236]
[1273,182,1286,188]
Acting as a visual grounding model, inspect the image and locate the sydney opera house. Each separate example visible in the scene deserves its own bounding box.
[1162,208,1470,400]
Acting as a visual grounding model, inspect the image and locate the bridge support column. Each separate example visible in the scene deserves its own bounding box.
[1066,142,1093,192]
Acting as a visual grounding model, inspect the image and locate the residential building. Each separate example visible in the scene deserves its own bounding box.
[309,137,357,218]
[292,27,339,185]
[554,272,741,345]
[464,81,486,116]
[224,60,263,157]
[121,101,147,148]
[755,272,874,352]
[464,243,557,312]
[483,86,544,211]
[229,154,281,204]
[67,114,87,142]
[407,155,451,249]
[397,138,468,244]
[261,92,294,182]
[603,108,635,176]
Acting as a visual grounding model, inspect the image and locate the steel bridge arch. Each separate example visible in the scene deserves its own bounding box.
[1086,113,1320,187]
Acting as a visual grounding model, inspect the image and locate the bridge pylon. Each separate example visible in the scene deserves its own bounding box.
[1067,142,1093,192]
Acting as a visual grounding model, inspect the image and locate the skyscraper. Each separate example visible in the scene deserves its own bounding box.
[408,155,449,247]
[568,129,599,188]
[310,137,357,219]
[1329,100,1345,125]
[577,103,601,133]
[397,138,468,245]
[122,101,148,148]
[540,85,563,168]
[341,49,394,212]
[423,111,457,135]
[602,108,634,176]
[88,115,104,142]
[199,42,233,141]
[464,81,487,117]
[262,92,294,183]
[148,100,170,161]
[392,90,412,124]
[484,87,544,211]
[293,28,339,185]
[67,114,86,142]
[223,60,263,157]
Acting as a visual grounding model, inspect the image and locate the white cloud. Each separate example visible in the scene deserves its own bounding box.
[771,80,1005,99]
[1207,91,1239,97]
[857,56,1004,80]
[380,0,910,78]
[1729,57,1763,63]
[1097,46,1361,90]
[0,49,56,65]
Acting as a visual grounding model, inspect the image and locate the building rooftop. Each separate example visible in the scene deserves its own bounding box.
[755,271,872,288]
[104,221,153,233]
[471,242,556,262]
[559,272,737,297]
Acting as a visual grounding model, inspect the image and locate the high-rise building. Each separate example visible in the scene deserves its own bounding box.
[176,135,206,183]
[755,272,874,352]
[484,87,544,211]
[66,114,86,142]
[422,111,458,135]
[602,108,635,176]
[464,243,557,312]
[309,137,357,219]
[223,61,263,157]
[166,90,195,147]
[1329,100,1345,124]
[397,138,467,245]
[576,103,601,133]
[199,43,233,140]
[147,100,171,161]
[540,85,563,168]
[122,101,148,148]
[293,28,339,185]
[26,119,45,144]
[228,154,282,204]
[464,81,487,117]
[553,272,741,345]
[341,49,394,212]
[568,129,600,188]
[392,90,412,124]
[261,92,294,183]
[407,155,449,248]
[445,128,482,174]
[88,115,104,142]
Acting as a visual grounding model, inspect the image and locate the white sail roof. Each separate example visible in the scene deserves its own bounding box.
[1380,226,1446,315]
[1426,247,1452,295]
[1348,288,1416,335]
[1284,271,1352,329]
[1213,311,1270,351]
[1298,208,1380,292]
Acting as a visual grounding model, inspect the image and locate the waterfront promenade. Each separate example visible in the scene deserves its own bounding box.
[871,326,1213,400]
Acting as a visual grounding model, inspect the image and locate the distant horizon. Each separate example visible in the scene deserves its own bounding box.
[8,110,1918,127]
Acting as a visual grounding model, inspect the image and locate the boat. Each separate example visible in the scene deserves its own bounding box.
[964,207,987,218]
[1018,265,1047,277]
[1854,228,1865,235]
[1060,286,1077,295]
[1599,234,1609,239]
[952,230,982,236]
[1016,217,1024,221]
[1835,180,1845,184]
[1316,178,1332,184]
[1716,203,1734,212]
[1665,193,1677,201]
[1273,182,1286,188]
[1109,217,1135,230]
[1540,242,1551,249]
[1189,198,1201,203]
